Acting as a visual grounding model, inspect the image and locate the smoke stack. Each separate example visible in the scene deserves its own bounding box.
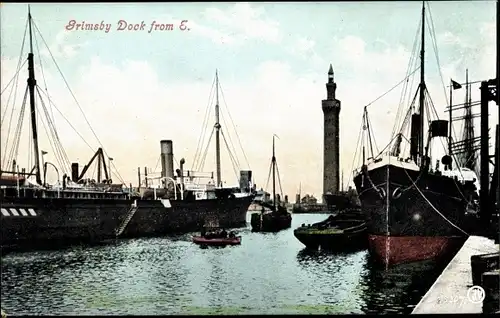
[179,158,185,185]
[160,140,174,181]
[71,163,79,182]
[239,170,252,192]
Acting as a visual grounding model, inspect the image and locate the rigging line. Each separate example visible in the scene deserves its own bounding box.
[33,25,56,127]
[220,129,240,178]
[37,95,66,171]
[1,63,26,158]
[400,160,469,236]
[346,115,364,187]
[194,77,216,170]
[264,158,273,193]
[0,59,28,100]
[218,81,251,170]
[375,133,401,160]
[4,87,28,170]
[0,16,28,101]
[35,88,95,152]
[275,162,284,198]
[8,99,26,170]
[192,76,216,170]
[36,86,71,176]
[32,21,125,183]
[90,159,97,180]
[365,66,421,109]
[197,126,215,172]
[153,155,161,173]
[197,126,214,172]
[426,6,462,156]
[367,113,379,155]
[37,101,65,172]
[194,97,215,172]
[220,111,241,169]
[36,87,71,173]
[427,4,449,108]
[36,86,70,164]
[392,16,422,140]
[3,86,27,168]
[220,130,240,182]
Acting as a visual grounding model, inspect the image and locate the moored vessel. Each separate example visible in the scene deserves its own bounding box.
[116,71,254,238]
[352,2,480,267]
[1,7,135,251]
[250,135,292,232]
[294,208,367,251]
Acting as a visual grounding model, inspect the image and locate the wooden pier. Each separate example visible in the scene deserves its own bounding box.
[412,235,499,314]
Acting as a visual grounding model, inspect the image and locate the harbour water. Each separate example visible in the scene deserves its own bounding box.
[1,213,451,315]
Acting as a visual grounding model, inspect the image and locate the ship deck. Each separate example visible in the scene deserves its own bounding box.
[411,235,498,314]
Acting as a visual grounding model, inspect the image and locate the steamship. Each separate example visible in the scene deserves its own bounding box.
[117,71,254,238]
[352,2,479,266]
[1,9,134,250]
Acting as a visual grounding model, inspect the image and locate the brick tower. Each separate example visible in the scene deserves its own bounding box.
[322,64,341,201]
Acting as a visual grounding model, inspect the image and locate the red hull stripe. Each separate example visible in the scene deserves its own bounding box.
[368,234,464,266]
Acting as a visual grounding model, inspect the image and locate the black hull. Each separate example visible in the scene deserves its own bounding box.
[293,227,367,251]
[120,195,254,238]
[1,198,133,249]
[250,211,292,232]
[353,162,476,265]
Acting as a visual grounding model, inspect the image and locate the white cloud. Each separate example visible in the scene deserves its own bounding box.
[1,19,495,200]
[191,3,282,46]
[40,30,88,59]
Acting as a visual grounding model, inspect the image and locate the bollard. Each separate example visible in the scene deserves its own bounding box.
[471,252,500,286]
[482,270,500,314]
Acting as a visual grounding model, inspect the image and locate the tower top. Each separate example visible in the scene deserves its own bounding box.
[328,64,334,84]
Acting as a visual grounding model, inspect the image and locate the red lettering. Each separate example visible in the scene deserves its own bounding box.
[179,20,188,31]
[117,20,127,31]
[65,20,76,31]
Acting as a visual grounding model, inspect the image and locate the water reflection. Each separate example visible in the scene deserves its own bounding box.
[1,214,453,315]
[296,247,451,315]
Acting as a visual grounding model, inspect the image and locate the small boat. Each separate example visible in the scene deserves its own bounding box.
[192,217,241,247]
[192,235,241,246]
[293,209,367,251]
[251,135,292,232]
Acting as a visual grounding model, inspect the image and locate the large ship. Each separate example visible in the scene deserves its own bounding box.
[352,2,481,267]
[117,71,254,238]
[1,8,135,250]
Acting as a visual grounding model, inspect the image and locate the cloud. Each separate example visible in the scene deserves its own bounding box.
[191,2,282,45]
[0,10,495,200]
[40,30,88,59]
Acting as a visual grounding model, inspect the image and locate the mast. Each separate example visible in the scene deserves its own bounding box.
[214,70,222,187]
[27,6,42,185]
[272,135,276,212]
[341,170,344,192]
[465,69,470,169]
[418,1,426,166]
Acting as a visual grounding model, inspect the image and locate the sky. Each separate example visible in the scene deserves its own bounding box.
[0,1,497,201]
